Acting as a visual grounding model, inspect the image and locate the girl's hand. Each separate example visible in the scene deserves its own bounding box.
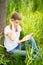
[11,22,14,28]
[10,19,14,27]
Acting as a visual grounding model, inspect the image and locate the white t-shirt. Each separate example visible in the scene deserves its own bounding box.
[4,25,22,52]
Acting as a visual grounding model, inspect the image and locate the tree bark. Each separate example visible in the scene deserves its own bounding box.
[0,0,7,44]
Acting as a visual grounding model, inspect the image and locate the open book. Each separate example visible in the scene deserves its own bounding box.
[22,33,33,41]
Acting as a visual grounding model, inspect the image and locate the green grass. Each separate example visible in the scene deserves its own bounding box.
[0,0,43,65]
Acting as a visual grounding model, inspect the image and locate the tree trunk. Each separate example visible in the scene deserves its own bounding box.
[0,0,7,44]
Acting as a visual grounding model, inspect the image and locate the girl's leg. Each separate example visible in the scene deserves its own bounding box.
[9,44,26,56]
[29,37,39,52]
[20,37,39,53]
[28,37,40,57]
[9,49,26,56]
[21,43,26,50]
[9,37,40,58]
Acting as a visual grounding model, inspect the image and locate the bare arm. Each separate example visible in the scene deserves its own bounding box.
[18,39,25,44]
[6,23,15,41]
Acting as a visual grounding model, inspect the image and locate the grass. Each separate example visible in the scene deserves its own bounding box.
[0,0,43,65]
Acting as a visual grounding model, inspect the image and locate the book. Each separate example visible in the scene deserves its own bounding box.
[22,33,33,41]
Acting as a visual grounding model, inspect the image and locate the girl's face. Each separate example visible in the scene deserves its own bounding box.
[10,19,20,26]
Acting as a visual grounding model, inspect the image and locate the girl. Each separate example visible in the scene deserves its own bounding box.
[4,12,40,58]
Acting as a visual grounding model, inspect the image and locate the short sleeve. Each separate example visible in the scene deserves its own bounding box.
[17,25,22,32]
[4,26,11,35]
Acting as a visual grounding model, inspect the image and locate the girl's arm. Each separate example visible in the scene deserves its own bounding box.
[18,39,25,44]
[6,23,15,41]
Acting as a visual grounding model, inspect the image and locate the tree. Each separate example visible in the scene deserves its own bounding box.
[0,0,7,44]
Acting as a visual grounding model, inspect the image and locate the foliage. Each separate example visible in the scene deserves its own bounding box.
[0,0,43,65]
[0,54,10,65]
